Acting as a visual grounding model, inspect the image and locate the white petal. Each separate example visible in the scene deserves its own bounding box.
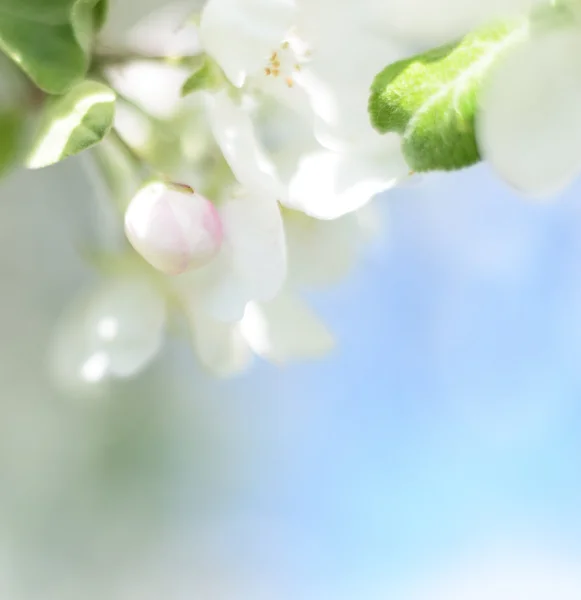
[286,138,407,219]
[206,91,286,199]
[51,277,167,390]
[294,29,402,148]
[187,308,253,376]
[126,2,201,57]
[241,293,334,364]
[105,61,190,119]
[479,29,581,197]
[178,192,287,321]
[368,0,541,45]
[222,193,286,298]
[85,278,167,378]
[283,210,364,287]
[200,0,297,87]
[51,308,107,393]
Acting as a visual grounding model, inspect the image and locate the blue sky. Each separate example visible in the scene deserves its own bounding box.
[199,163,581,594]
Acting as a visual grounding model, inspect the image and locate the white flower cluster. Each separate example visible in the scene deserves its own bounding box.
[53,0,578,390]
[52,0,411,389]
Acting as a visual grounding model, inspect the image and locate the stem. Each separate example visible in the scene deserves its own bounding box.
[107,127,163,180]
[93,47,205,69]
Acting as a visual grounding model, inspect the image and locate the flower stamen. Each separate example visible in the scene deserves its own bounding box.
[263,35,312,86]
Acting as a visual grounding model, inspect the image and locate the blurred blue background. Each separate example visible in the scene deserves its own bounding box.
[114,162,579,597]
[206,164,581,596]
[4,150,581,596]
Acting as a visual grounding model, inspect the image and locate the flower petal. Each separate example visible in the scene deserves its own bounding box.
[293,1,405,148]
[240,293,334,364]
[187,308,253,376]
[367,0,540,45]
[286,138,407,219]
[126,2,201,57]
[105,61,190,119]
[283,209,364,287]
[200,0,297,87]
[51,277,167,390]
[89,278,167,378]
[478,29,581,197]
[206,91,285,199]
[178,192,287,322]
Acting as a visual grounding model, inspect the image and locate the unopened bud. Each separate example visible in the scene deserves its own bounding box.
[125,181,223,275]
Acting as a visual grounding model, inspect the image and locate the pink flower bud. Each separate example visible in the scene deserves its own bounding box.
[125,181,223,275]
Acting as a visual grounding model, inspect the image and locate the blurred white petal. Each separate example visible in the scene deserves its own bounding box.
[187,308,253,376]
[479,29,581,197]
[85,278,167,378]
[178,192,287,321]
[294,22,402,148]
[284,209,365,287]
[369,0,541,45]
[286,139,407,219]
[126,1,202,57]
[241,293,334,364]
[222,192,286,301]
[200,0,296,87]
[105,61,190,119]
[113,103,152,152]
[206,91,286,199]
[51,277,167,390]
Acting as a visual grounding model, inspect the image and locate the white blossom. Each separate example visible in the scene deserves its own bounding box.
[200,0,297,89]
[367,0,542,46]
[125,181,224,276]
[51,276,167,391]
[478,24,581,197]
[240,292,335,365]
[199,0,410,219]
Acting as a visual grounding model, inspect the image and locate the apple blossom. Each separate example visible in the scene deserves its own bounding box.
[478,22,581,197]
[51,277,167,391]
[199,0,410,219]
[125,181,224,275]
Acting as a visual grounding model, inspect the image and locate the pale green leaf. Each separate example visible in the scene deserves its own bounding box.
[181,57,224,97]
[92,0,109,31]
[369,20,528,172]
[0,0,102,94]
[0,109,24,176]
[27,80,115,169]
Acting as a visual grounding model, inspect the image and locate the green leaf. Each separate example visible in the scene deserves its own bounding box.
[181,57,224,97]
[0,109,24,175]
[27,80,115,169]
[369,20,528,172]
[0,0,102,94]
[92,0,109,31]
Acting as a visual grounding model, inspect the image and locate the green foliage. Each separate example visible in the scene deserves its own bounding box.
[181,57,224,97]
[92,0,109,31]
[369,20,527,172]
[0,0,104,94]
[0,109,24,175]
[27,80,115,169]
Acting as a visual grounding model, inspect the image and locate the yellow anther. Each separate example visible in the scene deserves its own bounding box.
[272,69,280,77]
[286,77,294,88]
[265,67,272,75]
[281,41,290,50]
